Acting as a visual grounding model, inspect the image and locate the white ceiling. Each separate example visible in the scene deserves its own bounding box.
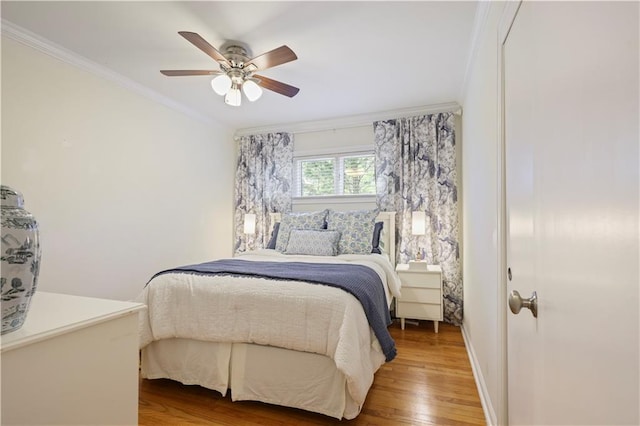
[1,1,478,131]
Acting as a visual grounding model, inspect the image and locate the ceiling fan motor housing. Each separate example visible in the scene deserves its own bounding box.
[221,42,250,65]
[221,43,258,83]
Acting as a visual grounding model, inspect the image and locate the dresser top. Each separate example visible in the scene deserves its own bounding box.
[0,292,145,353]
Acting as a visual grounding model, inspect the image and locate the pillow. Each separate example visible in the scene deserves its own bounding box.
[266,222,280,249]
[285,229,341,256]
[371,221,384,254]
[275,210,328,252]
[326,209,379,255]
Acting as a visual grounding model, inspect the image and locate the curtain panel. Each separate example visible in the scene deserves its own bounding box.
[374,113,462,325]
[234,132,293,253]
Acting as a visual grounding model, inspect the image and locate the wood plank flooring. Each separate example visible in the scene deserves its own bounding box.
[139,321,486,425]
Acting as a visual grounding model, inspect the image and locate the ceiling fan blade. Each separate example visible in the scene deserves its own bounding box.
[246,45,297,71]
[178,31,230,67]
[254,74,300,98]
[160,70,223,76]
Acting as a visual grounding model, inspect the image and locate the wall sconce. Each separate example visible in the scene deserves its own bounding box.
[411,211,426,236]
[244,213,256,235]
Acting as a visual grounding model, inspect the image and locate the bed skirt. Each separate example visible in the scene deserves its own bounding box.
[140,339,362,419]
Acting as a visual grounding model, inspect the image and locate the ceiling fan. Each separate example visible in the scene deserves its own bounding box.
[161,31,299,106]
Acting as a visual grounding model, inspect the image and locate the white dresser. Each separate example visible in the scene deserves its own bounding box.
[395,264,443,333]
[0,292,145,425]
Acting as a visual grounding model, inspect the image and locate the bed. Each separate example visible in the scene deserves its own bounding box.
[135,210,399,420]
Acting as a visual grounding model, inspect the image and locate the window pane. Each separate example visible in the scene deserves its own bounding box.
[301,158,335,196]
[342,155,375,195]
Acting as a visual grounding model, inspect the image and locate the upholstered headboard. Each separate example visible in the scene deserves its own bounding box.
[269,211,396,268]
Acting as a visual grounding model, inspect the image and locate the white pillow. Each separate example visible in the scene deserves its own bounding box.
[285,230,341,256]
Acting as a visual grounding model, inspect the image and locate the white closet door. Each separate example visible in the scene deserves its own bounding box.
[503,2,639,425]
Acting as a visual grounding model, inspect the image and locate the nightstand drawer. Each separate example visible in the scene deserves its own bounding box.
[396,301,442,321]
[397,272,441,289]
[400,287,441,304]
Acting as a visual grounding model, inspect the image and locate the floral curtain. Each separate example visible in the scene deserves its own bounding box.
[234,132,293,253]
[374,113,462,325]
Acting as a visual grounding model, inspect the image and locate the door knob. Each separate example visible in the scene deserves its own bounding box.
[509,290,538,318]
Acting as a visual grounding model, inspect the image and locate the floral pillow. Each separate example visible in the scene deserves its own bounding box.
[285,230,341,256]
[326,209,379,255]
[274,210,328,252]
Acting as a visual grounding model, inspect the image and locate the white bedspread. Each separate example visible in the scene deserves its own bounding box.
[135,250,401,407]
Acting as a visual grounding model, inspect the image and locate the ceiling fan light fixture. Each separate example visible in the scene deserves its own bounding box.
[211,74,232,95]
[242,79,263,102]
[225,85,242,107]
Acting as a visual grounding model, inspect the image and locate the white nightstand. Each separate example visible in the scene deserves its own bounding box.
[395,264,443,333]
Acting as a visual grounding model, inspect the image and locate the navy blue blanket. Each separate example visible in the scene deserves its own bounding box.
[150,258,396,362]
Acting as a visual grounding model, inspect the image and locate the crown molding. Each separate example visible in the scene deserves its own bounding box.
[460,1,492,102]
[234,102,462,138]
[1,19,219,127]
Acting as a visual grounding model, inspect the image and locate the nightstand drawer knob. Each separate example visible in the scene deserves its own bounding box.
[508,290,538,318]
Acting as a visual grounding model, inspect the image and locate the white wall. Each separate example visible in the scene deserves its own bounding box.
[461,2,506,424]
[294,125,373,153]
[1,37,236,301]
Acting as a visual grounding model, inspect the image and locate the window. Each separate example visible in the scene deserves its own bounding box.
[294,153,375,197]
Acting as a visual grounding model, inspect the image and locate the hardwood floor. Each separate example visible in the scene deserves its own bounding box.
[138,321,486,425]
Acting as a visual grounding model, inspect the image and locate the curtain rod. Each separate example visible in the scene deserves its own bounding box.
[234,102,462,140]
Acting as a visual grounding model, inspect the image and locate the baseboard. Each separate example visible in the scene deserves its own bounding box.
[460,324,498,426]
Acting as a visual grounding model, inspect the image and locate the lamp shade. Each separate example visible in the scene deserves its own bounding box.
[244,213,256,235]
[225,85,242,106]
[211,74,232,95]
[242,79,263,102]
[411,211,426,235]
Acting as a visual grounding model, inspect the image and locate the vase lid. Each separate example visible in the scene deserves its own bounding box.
[1,185,24,208]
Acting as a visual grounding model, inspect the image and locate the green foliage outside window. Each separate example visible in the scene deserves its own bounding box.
[301,159,335,196]
[343,156,375,195]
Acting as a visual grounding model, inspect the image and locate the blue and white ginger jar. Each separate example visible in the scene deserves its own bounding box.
[1,185,41,334]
